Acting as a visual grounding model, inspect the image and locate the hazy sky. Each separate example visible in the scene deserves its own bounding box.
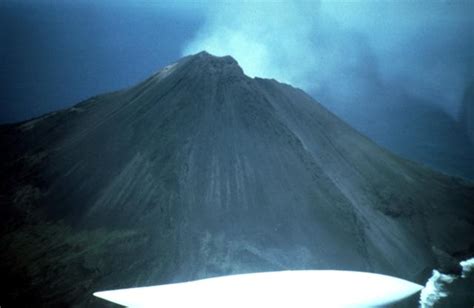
[0,0,203,123]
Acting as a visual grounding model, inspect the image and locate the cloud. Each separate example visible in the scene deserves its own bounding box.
[183,1,320,90]
[181,2,304,84]
[182,0,474,119]
[419,258,474,307]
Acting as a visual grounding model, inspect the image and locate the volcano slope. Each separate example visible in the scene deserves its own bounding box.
[1,52,473,307]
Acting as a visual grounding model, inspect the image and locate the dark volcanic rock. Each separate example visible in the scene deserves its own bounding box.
[1,51,473,307]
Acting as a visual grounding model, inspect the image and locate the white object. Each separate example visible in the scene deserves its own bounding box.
[94,270,423,308]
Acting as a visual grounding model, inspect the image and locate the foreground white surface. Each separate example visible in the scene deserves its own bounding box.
[94,270,422,307]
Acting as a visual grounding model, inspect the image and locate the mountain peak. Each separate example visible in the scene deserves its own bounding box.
[188,51,245,77]
[2,50,474,307]
[150,51,245,86]
[194,50,237,62]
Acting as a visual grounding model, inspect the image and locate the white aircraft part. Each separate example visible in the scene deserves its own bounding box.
[94,270,423,307]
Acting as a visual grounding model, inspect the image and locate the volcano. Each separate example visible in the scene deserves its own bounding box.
[1,51,473,307]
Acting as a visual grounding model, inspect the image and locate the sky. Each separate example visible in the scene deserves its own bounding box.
[0,0,203,123]
[1,0,473,177]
